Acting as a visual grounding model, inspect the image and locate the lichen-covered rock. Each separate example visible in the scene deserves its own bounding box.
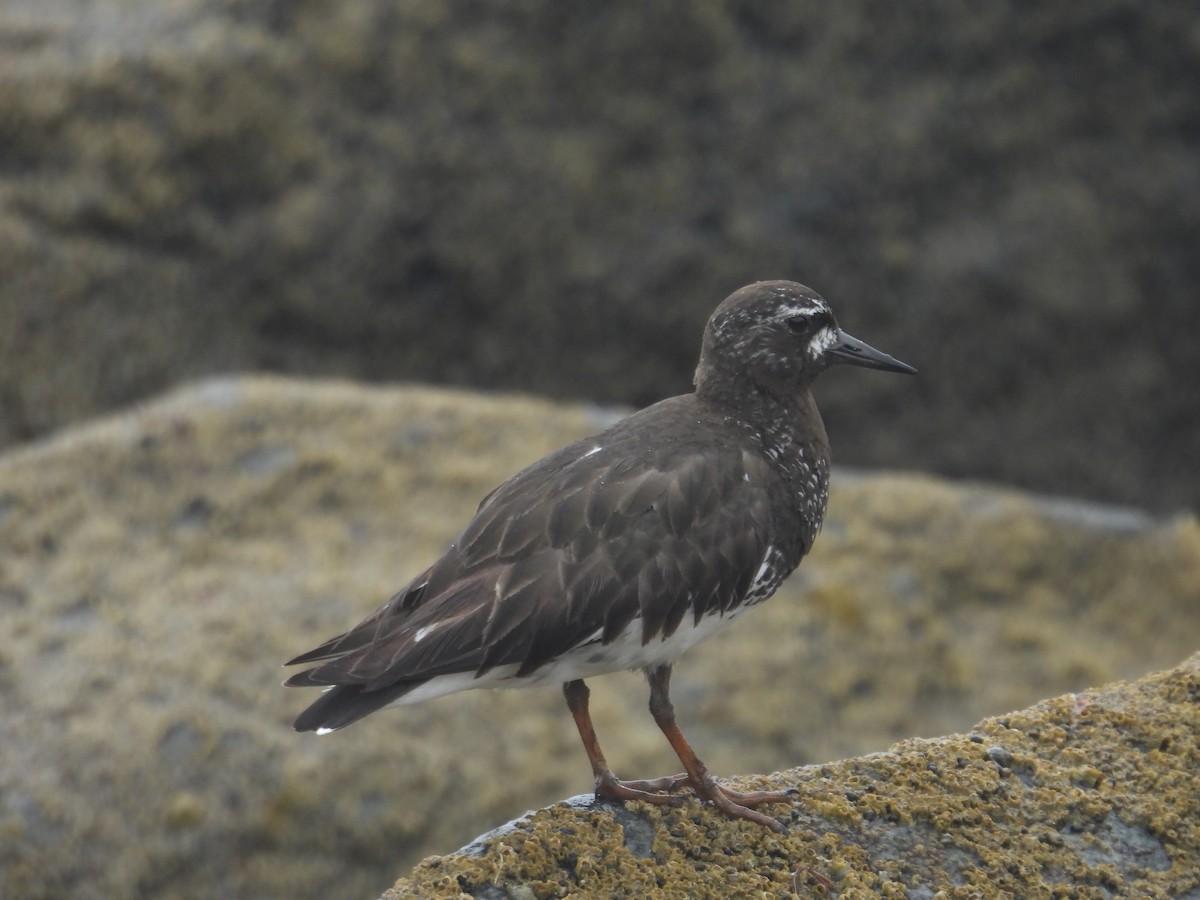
[1,2,1198,509]
[0,377,1196,898]
[385,654,1200,898]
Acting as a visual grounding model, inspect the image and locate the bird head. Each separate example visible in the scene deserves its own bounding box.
[694,280,916,402]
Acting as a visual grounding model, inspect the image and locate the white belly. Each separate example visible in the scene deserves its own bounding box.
[387,606,753,707]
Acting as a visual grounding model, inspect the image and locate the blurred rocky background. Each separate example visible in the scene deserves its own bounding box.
[0,0,1197,511]
[2,2,1200,899]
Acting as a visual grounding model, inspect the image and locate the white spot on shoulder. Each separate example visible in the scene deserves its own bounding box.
[742,472,750,482]
[752,545,776,584]
[745,545,787,606]
[581,445,603,459]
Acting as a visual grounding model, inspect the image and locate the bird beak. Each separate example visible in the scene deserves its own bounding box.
[828,331,917,374]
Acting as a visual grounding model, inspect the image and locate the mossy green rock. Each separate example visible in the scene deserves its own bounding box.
[0,377,1196,898]
[386,654,1200,898]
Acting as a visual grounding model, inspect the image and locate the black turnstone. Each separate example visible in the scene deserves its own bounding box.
[285,280,916,832]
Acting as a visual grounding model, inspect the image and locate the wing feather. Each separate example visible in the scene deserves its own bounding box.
[286,400,784,727]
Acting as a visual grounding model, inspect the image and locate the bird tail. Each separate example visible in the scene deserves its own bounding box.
[288,679,427,733]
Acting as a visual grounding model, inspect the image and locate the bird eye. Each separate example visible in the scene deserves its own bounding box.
[786,316,815,335]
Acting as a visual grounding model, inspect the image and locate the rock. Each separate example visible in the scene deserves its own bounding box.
[1,3,1198,509]
[0,376,1197,898]
[384,653,1200,898]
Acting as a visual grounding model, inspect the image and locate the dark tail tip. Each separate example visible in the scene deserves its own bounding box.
[290,680,425,733]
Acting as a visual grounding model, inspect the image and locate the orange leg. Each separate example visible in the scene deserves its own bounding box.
[563,671,798,832]
[644,664,797,833]
[563,679,684,806]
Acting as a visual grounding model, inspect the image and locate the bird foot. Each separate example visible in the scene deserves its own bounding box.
[592,770,688,806]
[692,780,799,833]
[593,769,798,831]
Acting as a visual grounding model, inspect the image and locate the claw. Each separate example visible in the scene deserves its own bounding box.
[594,773,797,830]
[691,781,797,832]
[594,771,685,807]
